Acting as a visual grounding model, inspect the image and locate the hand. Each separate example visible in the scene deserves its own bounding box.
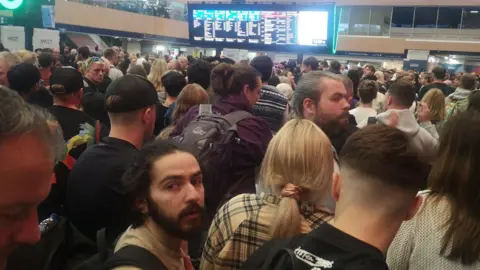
[417,102,431,123]
[180,242,195,270]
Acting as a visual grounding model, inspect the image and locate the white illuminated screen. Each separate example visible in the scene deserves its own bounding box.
[297,11,329,46]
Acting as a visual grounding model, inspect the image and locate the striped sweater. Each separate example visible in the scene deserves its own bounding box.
[252,85,288,133]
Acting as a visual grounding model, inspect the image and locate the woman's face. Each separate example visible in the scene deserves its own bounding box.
[287,72,294,82]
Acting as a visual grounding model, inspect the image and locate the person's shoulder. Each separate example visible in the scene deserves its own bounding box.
[222,193,263,213]
[213,193,263,228]
[237,114,272,138]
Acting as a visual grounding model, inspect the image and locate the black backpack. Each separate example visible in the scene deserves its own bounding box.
[243,233,388,270]
[173,104,253,221]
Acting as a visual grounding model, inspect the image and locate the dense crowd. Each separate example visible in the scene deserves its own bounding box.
[1,44,480,270]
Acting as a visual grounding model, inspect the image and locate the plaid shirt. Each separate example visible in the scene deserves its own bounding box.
[200,193,334,270]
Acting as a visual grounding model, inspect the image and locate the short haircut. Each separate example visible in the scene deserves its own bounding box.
[7,63,41,95]
[268,76,280,86]
[320,60,329,69]
[77,46,91,60]
[42,48,53,53]
[38,52,54,68]
[358,80,378,104]
[162,71,186,98]
[340,124,425,200]
[364,64,376,73]
[387,80,416,108]
[292,71,344,118]
[103,48,116,60]
[0,87,63,159]
[127,65,147,78]
[250,55,274,83]
[121,140,194,228]
[187,60,212,90]
[330,60,341,72]
[460,74,477,90]
[303,57,319,71]
[432,66,446,81]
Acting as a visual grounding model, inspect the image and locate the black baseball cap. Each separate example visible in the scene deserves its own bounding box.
[105,74,159,113]
[49,67,84,95]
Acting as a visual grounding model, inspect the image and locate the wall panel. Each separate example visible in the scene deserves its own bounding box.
[55,1,188,39]
[337,36,480,54]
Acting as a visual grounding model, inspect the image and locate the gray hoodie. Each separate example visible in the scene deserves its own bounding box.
[447,87,471,102]
[359,109,439,163]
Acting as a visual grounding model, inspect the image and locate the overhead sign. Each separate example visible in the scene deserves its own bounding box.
[0,26,25,51]
[33,28,60,50]
[0,0,24,10]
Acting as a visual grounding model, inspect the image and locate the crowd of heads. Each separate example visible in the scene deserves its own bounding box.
[2,45,480,270]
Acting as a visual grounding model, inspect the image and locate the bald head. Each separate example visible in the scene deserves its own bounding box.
[167,59,180,71]
[178,56,188,70]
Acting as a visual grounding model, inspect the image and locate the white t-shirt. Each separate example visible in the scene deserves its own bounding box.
[350,107,377,127]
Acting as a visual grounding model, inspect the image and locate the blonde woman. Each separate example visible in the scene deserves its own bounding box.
[201,119,334,270]
[421,88,445,132]
[148,58,168,93]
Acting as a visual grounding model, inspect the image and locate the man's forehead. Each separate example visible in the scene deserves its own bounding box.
[319,78,346,92]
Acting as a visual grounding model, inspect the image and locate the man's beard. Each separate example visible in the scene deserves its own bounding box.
[315,111,350,136]
[146,195,205,240]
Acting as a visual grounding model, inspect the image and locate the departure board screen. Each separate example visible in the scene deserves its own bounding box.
[188,4,333,52]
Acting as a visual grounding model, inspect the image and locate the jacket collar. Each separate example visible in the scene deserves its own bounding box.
[219,93,253,113]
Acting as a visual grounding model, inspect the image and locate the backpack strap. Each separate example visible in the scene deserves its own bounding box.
[103,245,167,270]
[95,120,101,144]
[199,104,213,115]
[224,110,253,127]
[96,228,110,263]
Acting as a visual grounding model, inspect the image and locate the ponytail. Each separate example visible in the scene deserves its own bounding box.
[210,63,260,97]
[270,196,302,238]
[210,63,234,97]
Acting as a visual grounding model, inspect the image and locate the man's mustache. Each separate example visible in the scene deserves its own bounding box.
[179,203,204,219]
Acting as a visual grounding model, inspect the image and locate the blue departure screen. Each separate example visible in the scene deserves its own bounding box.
[192,8,329,46]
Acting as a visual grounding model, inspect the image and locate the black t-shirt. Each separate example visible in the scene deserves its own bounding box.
[244,223,388,270]
[66,137,138,241]
[49,105,108,141]
[38,106,109,221]
[27,88,54,109]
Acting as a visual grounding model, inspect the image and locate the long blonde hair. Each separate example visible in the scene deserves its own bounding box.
[421,88,445,121]
[148,59,168,92]
[259,119,333,238]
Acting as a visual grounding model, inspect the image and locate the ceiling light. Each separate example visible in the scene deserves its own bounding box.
[470,10,479,14]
